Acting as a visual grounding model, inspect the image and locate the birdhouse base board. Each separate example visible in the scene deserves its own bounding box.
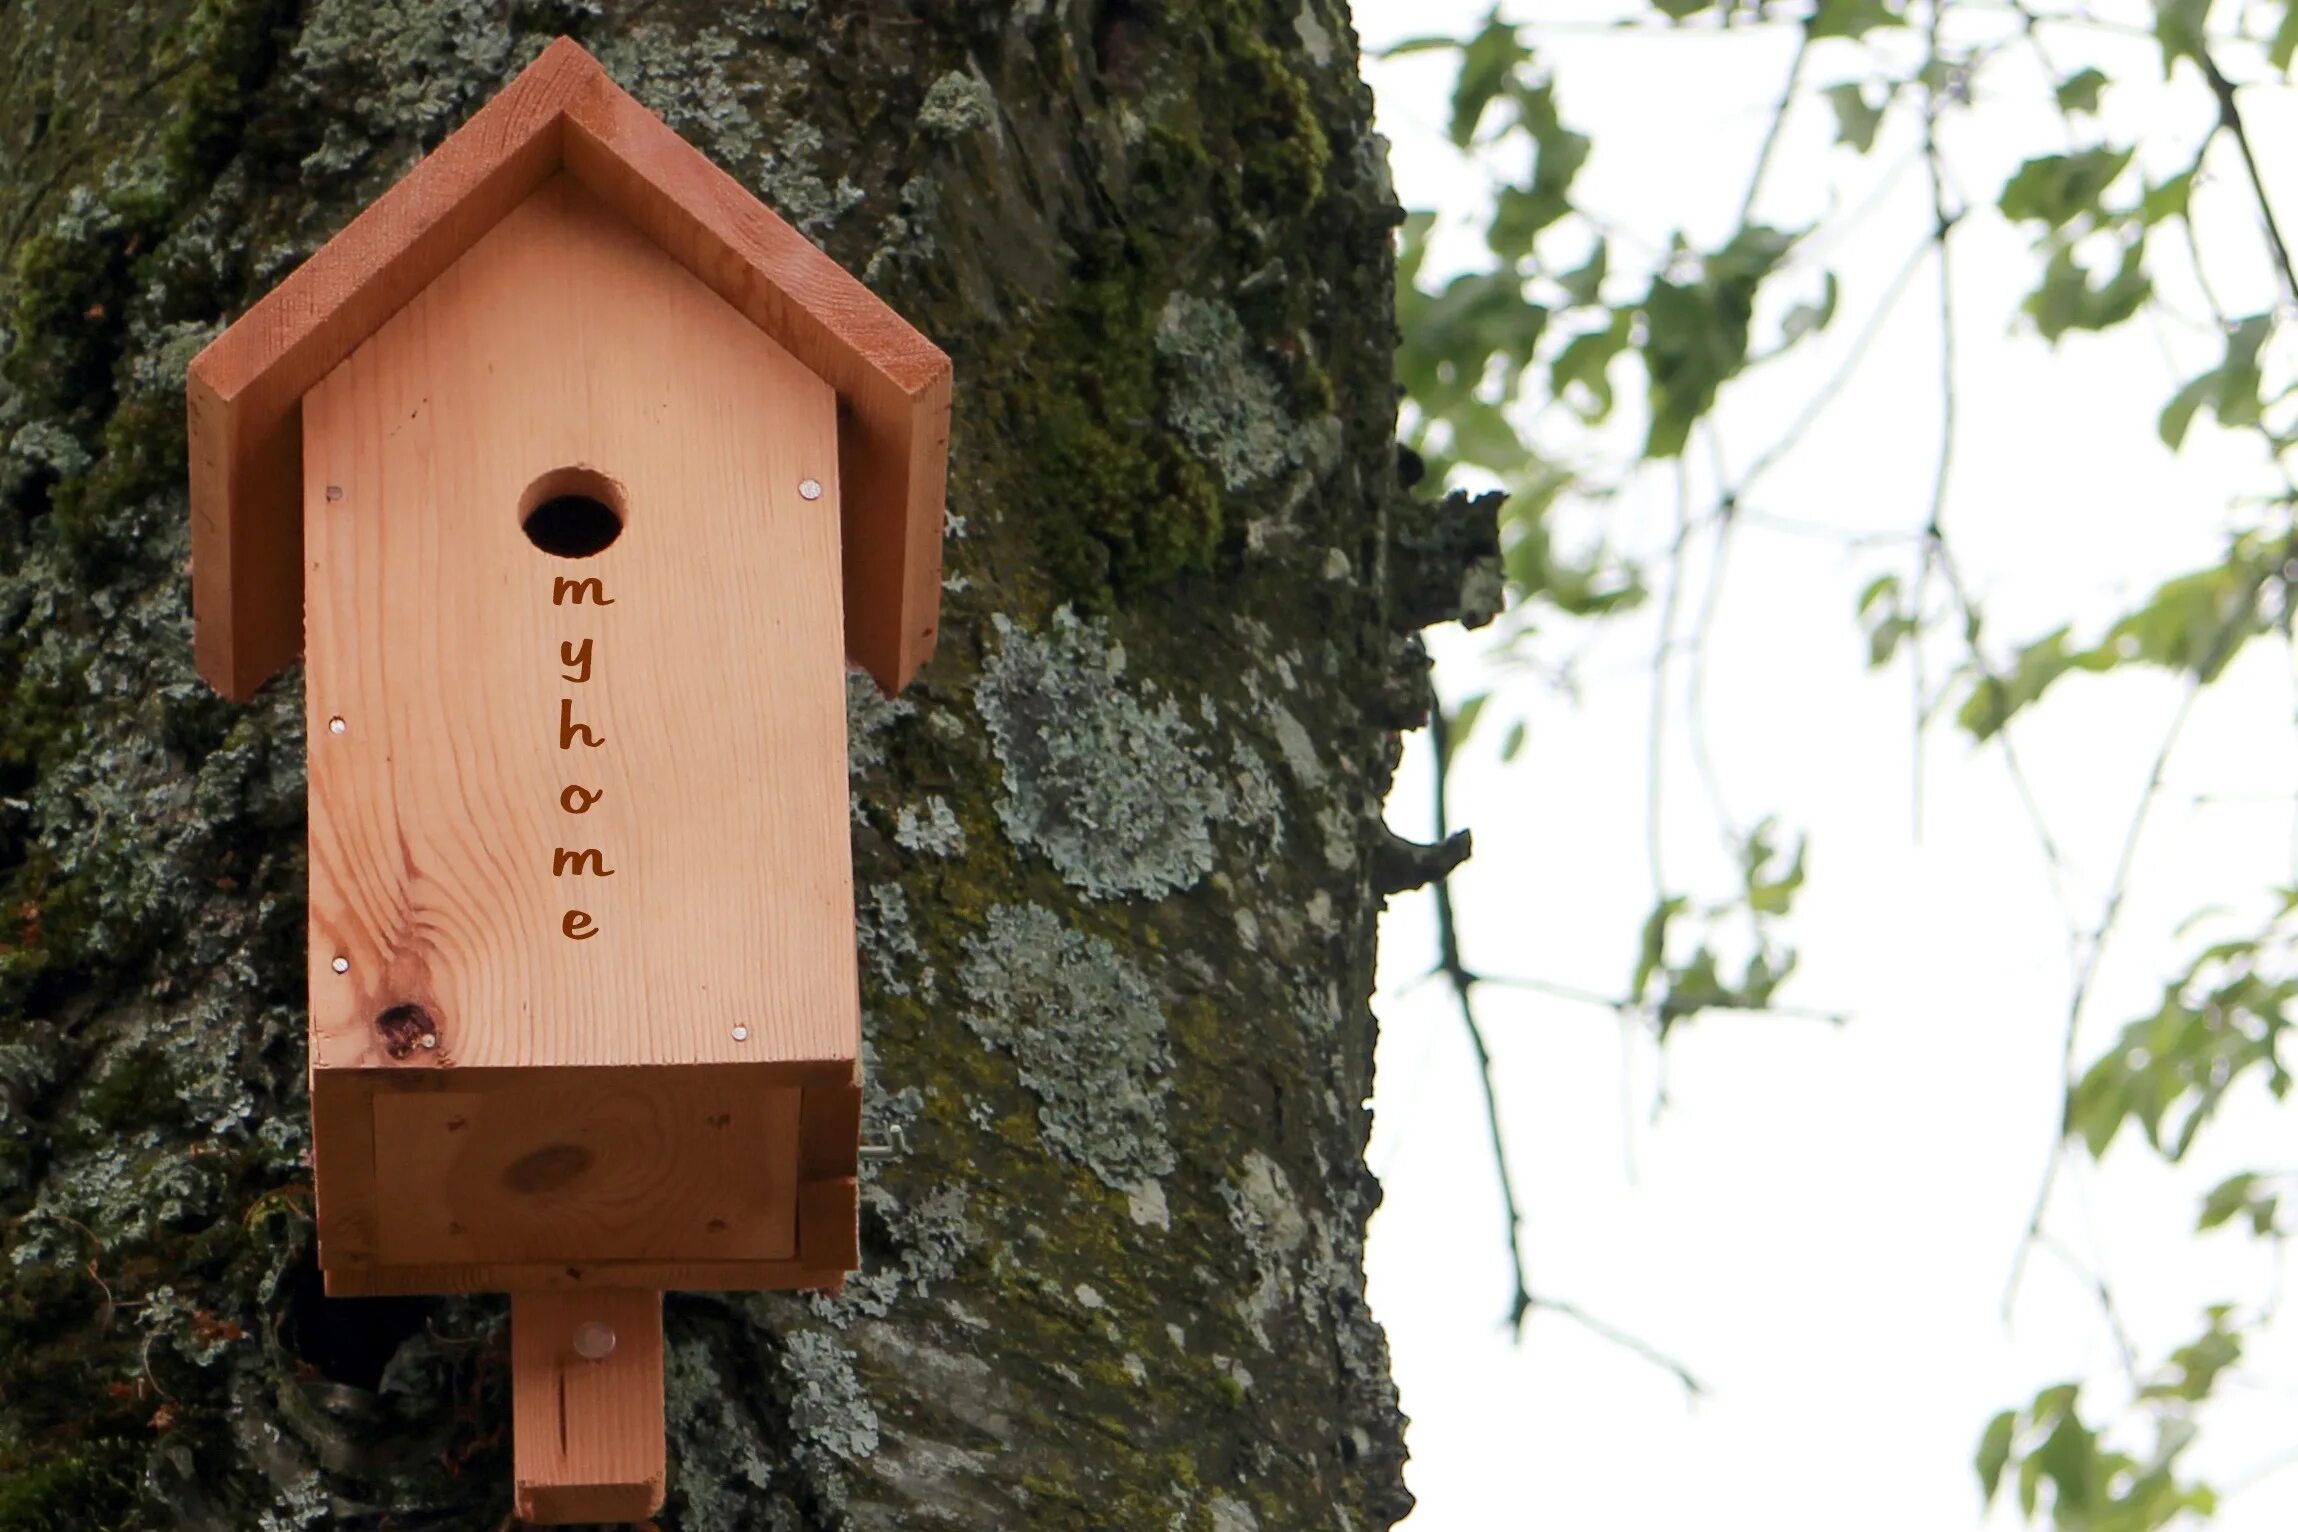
[311,1068,857,1292]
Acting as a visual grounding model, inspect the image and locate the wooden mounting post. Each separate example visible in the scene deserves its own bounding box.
[512,1289,666,1525]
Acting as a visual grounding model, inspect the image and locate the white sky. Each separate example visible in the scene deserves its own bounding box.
[1358,3,2298,1528]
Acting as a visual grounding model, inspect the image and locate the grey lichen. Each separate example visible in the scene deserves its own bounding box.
[1156,294,1298,491]
[1224,1151,1310,1349]
[917,71,996,139]
[664,1333,779,1526]
[857,882,929,997]
[977,610,1226,900]
[760,120,864,232]
[291,0,518,180]
[780,1328,881,1466]
[959,903,1174,1189]
[599,26,765,172]
[893,796,967,857]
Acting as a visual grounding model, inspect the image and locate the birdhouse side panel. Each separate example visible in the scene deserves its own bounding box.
[300,171,860,1080]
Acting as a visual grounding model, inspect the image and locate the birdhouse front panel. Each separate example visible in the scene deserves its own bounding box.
[298,171,861,1294]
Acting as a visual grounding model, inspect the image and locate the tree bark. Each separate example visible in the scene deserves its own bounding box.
[0,3,1491,1527]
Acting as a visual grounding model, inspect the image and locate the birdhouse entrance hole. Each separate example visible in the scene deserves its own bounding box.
[521,466,626,558]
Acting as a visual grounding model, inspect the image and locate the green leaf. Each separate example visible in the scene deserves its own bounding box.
[2022,238,2151,342]
[1780,272,1840,347]
[1551,311,1631,421]
[1449,693,1490,748]
[2056,67,2108,114]
[1824,82,1886,153]
[2159,371,2215,450]
[2197,1172,2275,1234]
[1956,626,2114,740]
[1809,0,1905,40]
[2275,0,2298,72]
[1640,226,1795,458]
[2144,169,2196,225]
[2102,553,2269,681]
[1978,1410,2018,1502]
[2155,0,2212,73]
[1632,896,1686,1004]
[1499,719,1528,763]
[1999,147,2135,229]
[2160,314,2273,449]
[1557,239,1608,308]
[1450,17,1527,146]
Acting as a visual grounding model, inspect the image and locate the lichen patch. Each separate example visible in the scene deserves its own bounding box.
[959,903,1174,1189]
[977,610,1225,899]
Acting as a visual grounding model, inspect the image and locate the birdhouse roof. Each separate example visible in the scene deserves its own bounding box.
[187,37,951,701]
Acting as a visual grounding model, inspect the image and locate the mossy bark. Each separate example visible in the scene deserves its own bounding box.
[0,3,1490,1527]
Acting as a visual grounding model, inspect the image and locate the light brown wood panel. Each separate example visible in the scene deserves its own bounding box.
[189,36,951,701]
[369,1079,798,1265]
[308,1072,381,1266]
[512,1288,664,1524]
[188,42,587,699]
[301,172,859,1078]
[560,68,952,690]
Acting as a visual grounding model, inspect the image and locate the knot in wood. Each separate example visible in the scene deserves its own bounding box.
[373,1003,440,1060]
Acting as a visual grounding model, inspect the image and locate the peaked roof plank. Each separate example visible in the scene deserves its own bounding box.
[188,37,950,701]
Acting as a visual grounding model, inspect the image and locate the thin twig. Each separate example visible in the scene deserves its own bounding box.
[1429,706,1537,1334]
[1531,1293,1706,1398]
[2005,676,2210,1313]
[2194,44,2298,309]
[1430,712,1705,1395]
[1735,28,1811,229]
[1472,969,1848,1025]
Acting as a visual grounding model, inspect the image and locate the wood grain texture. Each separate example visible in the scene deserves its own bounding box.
[512,1288,665,1525]
[188,38,588,699]
[370,1080,799,1265]
[188,36,950,701]
[560,68,952,692]
[301,172,858,1077]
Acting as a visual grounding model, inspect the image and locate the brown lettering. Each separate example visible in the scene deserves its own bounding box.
[560,638,595,684]
[553,848,615,877]
[562,909,598,941]
[560,784,604,814]
[559,698,603,750]
[553,576,613,606]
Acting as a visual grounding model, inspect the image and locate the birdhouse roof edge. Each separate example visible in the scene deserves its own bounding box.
[188,36,950,701]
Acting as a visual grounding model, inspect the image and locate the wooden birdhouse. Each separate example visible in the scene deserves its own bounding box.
[184,39,949,1524]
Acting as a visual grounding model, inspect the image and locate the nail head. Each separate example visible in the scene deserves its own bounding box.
[327,717,347,735]
[798,478,823,501]
[572,1320,617,1361]
[331,956,349,974]
[731,1026,750,1042]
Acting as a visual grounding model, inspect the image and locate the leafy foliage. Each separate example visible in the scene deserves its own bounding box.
[1392,0,2298,1522]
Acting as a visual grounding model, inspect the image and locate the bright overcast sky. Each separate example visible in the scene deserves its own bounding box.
[1359,3,2298,1528]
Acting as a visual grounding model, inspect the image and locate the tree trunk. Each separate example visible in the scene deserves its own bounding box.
[0,3,1489,1527]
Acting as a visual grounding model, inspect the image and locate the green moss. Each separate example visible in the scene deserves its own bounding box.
[0,1440,140,1531]
[1004,234,1223,603]
[1200,0,1332,217]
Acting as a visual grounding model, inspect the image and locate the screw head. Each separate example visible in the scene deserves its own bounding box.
[327,716,347,735]
[419,1033,439,1050]
[572,1320,617,1361]
[798,478,823,501]
[330,956,349,974]
[731,1026,750,1042]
